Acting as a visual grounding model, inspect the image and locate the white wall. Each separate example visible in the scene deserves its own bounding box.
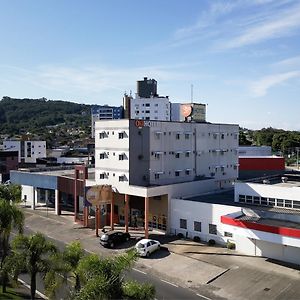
[22,185,34,207]
[170,199,241,243]
[235,182,300,202]
[130,96,170,121]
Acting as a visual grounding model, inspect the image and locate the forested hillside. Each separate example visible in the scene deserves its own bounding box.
[0,97,92,148]
[240,127,300,156]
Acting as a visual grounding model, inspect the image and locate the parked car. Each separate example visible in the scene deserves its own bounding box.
[135,239,161,257]
[100,231,131,248]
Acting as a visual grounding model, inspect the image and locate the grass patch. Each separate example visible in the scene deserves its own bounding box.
[0,286,22,300]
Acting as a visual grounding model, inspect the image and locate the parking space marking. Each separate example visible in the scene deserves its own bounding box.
[160,279,178,287]
[18,278,48,299]
[133,268,147,275]
[196,293,212,300]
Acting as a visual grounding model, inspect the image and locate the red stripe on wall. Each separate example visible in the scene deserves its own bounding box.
[239,157,285,171]
[221,215,300,239]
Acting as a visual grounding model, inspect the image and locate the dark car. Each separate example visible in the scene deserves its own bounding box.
[100,231,131,248]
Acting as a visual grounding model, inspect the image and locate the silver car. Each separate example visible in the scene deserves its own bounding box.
[135,238,161,257]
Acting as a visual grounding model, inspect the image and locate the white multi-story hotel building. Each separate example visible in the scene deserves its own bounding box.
[3,140,46,163]
[95,119,239,189]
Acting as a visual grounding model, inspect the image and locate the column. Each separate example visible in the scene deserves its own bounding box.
[31,187,36,210]
[144,197,149,238]
[95,205,99,237]
[74,169,79,222]
[55,189,60,215]
[125,194,129,233]
[83,206,88,227]
[110,193,114,231]
[45,190,49,210]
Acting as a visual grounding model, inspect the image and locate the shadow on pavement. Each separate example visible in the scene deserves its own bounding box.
[184,251,257,258]
[266,258,300,270]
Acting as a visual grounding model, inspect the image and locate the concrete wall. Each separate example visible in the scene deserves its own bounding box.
[11,171,57,189]
[129,122,150,186]
[235,182,300,202]
[170,199,241,243]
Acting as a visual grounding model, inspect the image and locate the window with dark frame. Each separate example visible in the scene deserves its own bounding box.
[180,218,187,229]
[194,221,201,232]
[209,224,217,235]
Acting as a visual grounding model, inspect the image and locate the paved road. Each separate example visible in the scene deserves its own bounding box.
[12,228,211,300]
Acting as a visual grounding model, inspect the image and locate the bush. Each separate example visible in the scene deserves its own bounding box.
[193,236,201,243]
[227,241,236,250]
[177,233,184,239]
[122,280,155,300]
[208,239,215,246]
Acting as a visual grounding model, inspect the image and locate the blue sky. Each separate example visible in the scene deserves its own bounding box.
[0,0,300,130]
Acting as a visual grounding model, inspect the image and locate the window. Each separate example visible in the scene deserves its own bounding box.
[175,153,180,158]
[294,200,300,209]
[119,154,125,160]
[155,103,158,107]
[100,173,105,179]
[99,153,105,159]
[253,196,260,205]
[246,195,253,204]
[145,117,150,120]
[224,231,233,237]
[119,132,125,139]
[176,133,180,140]
[175,171,180,176]
[185,170,190,175]
[268,198,275,206]
[99,132,105,139]
[154,173,160,180]
[185,152,190,158]
[285,199,292,208]
[185,134,190,139]
[119,175,125,182]
[221,133,225,139]
[180,219,187,229]
[209,224,217,235]
[261,197,267,205]
[239,195,246,203]
[277,199,284,207]
[145,103,150,107]
[194,221,201,232]
[145,110,150,113]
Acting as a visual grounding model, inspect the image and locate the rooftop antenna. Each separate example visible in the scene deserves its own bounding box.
[191,84,193,103]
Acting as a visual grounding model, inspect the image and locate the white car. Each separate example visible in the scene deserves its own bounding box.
[135,239,161,257]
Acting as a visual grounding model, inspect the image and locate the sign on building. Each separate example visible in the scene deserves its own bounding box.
[85,185,112,206]
[180,103,206,122]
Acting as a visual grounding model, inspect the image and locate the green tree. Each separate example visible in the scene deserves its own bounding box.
[11,233,57,299]
[0,198,24,293]
[74,250,155,300]
[45,241,85,299]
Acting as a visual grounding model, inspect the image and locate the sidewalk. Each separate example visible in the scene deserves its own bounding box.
[22,208,300,300]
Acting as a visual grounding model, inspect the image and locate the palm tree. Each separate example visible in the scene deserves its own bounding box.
[0,184,21,203]
[11,232,57,299]
[0,199,24,293]
[74,250,155,300]
[44,241,85,299]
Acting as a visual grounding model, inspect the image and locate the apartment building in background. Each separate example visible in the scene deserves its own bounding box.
[91,105,124,138]
[3,140,46,164]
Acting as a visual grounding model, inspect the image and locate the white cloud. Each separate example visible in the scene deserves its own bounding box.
[169,0,300,51]
[222,5,300,49]
[273,55,300,68]
[250,71,300,96]
[0,63,202,102]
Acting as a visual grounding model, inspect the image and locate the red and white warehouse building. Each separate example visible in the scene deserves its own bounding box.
[171,173,300,266]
